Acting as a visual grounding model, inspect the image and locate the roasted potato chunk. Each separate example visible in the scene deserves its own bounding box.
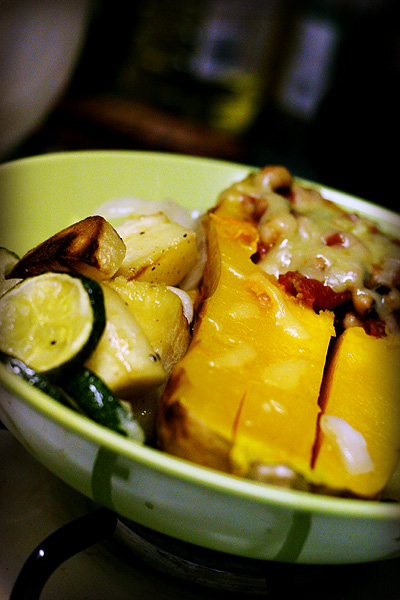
[107,277,191,374]
[115,213,198,286]
[85,284,167,397]
[9,216,126,281]
[85,284,167,438]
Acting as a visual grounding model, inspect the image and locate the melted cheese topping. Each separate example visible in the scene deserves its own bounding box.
[217,171,400,333]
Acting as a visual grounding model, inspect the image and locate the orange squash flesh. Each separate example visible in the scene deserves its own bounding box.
[159,206,400,497]
[313,327,400,497]
[160,212,335,482]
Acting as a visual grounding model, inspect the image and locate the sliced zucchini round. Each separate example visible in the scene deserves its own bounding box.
[61,366,145,441]
[0,272,105,376]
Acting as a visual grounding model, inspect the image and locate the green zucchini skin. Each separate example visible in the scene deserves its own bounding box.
[0,350,144,441]
[0,350,68,405]
[60,366,144,440]
[62,273,107,373]
[61,366,125,433]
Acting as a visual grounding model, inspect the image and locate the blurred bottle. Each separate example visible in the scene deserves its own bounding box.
[247,0,349,175]
[115,0,287,135]
[308,0,399,208]
[248,0,396,182]
[272,0,345,125]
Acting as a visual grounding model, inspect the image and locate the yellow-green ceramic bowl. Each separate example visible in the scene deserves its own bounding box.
[1,151,399,564]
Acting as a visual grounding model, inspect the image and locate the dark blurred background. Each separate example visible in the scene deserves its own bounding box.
[2,0,399,211]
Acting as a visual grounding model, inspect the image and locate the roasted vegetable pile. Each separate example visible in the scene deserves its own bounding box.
[1,166,399,500]
[0,206,201,441]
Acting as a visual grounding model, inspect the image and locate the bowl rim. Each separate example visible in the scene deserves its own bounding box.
[1,149,400,522]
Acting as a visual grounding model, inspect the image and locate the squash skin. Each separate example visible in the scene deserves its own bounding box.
[158,212,335,485]
[313,327,400,498]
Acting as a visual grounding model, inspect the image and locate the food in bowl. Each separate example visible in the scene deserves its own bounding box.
[1,164,399,501]
[0,204,199,440]
[158,165,400,500]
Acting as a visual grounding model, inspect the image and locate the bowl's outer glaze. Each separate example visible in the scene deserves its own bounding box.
[1,151,400,564]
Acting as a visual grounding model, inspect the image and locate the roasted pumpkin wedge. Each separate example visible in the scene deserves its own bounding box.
[159,187,400,498]
[313,327,400,497]
[158,213,335,485]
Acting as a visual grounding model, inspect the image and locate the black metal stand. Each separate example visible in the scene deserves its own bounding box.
[10,507,118,600]
[9,502,388,600]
